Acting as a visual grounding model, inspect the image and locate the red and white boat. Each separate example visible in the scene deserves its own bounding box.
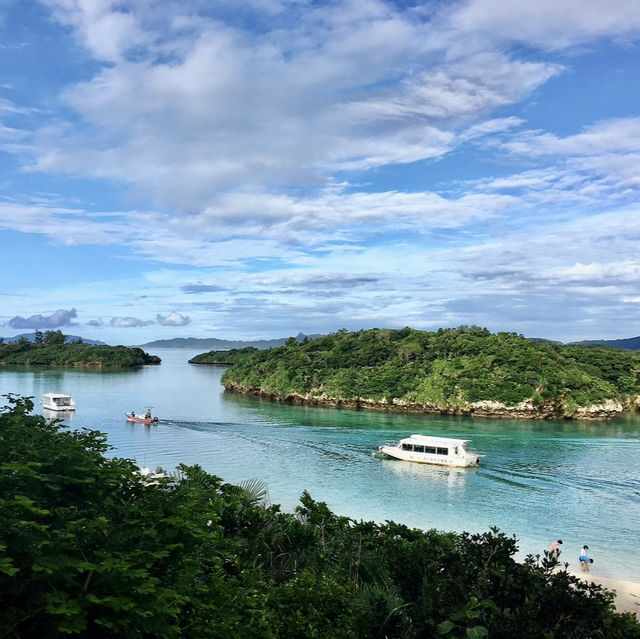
[126,410,159,425]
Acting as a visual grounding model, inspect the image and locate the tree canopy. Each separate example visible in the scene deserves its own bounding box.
[1,394,638,637]
[189,346,260,365]
[0,331,160,367]
[219,326,640,419]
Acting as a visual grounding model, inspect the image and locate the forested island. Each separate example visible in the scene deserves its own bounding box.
[216,326,640,420]
[1,395,638,637]
[190,346,260,365]
[0,330,160,367]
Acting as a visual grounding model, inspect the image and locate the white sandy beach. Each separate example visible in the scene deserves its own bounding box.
[569,571,640,616]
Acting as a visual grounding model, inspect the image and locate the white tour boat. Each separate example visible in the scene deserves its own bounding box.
[41,392,76,412]
[138,466,169,486]
[376,434,482,468]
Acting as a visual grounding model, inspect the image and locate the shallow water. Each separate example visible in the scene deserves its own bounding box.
[1,348,639,581]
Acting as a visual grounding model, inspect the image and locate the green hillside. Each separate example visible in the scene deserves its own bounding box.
[221,326,640,420]
[189,346,260,365]
[0,330,160,367]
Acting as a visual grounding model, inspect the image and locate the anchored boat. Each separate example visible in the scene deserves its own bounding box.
[376,434,482,468]
[41,392,76,412]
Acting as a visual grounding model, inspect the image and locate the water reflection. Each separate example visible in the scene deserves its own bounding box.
[221,390,640,438]
[381,458,471,487]
[41,407,76,423]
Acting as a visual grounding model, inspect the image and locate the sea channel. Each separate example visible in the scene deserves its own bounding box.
[1,348,639,581]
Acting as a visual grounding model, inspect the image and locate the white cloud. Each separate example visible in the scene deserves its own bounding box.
[42,0,151,63]
[448,0,640,50]
[551,260,640,282]
[502,118,640,157]
[156,311,190,326]
[0,201,124,245]
[8,308,77,329]
[21,0,561,213]
[110,316,154,328]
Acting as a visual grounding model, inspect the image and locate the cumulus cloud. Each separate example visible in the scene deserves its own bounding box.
[9,1,634,263]
[156,311,191,326]
[23,0,564,215]
[9,308,77,329]
[42,0,151,63]
[110,316,154,328]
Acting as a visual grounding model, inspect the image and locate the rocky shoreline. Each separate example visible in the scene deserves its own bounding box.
[223,382,637,421]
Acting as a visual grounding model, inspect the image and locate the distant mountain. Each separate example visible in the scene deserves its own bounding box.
[570,336,640,350]
[139,332,324,350]
[0,332,105,346]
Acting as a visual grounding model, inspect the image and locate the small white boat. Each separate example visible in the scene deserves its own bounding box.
[41,392,76,412]
[138,466,168,486]
[376,434,482,468]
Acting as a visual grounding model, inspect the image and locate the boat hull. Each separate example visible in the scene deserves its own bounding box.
[378,446,480,468]
[126,415,158,425]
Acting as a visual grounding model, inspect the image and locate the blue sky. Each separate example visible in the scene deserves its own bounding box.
[2,0,640,345]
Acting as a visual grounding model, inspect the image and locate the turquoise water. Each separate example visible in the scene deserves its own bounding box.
[1,348,639,581]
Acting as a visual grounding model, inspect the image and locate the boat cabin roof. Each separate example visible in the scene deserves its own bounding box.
[42,392,73,399]
[402,434,471,447]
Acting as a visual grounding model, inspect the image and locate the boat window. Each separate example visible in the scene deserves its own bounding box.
[437,447,448,455]
[424,446,436,454]
[402,443,412,451]
[413,445,424,453]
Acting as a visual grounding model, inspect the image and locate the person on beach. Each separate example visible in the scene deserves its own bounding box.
[579,554,594,572]
[548,539,563,558]
[581,544,589,556]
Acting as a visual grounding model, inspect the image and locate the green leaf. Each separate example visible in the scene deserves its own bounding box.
[466,627,488,639]
[436,620,456,635]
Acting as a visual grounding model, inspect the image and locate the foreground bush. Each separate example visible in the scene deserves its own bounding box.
[1,395,638,638]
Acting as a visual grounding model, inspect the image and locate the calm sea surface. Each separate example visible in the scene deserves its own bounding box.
[2,348,639,581]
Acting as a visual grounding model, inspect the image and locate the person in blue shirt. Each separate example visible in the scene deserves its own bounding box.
[579,554,594,572]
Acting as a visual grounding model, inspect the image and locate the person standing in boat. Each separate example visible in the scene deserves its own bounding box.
[145,408,152,420]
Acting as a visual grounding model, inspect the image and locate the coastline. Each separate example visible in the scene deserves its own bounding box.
[569,571,640,616]
[221,383,634,421]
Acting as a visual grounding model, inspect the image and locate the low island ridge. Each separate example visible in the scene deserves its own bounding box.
[209,326,640,420]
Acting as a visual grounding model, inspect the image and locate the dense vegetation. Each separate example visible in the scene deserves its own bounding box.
[220,327,640,419]
[0,330,160,367]
[1,395,638,638]
[190,346,260,365]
